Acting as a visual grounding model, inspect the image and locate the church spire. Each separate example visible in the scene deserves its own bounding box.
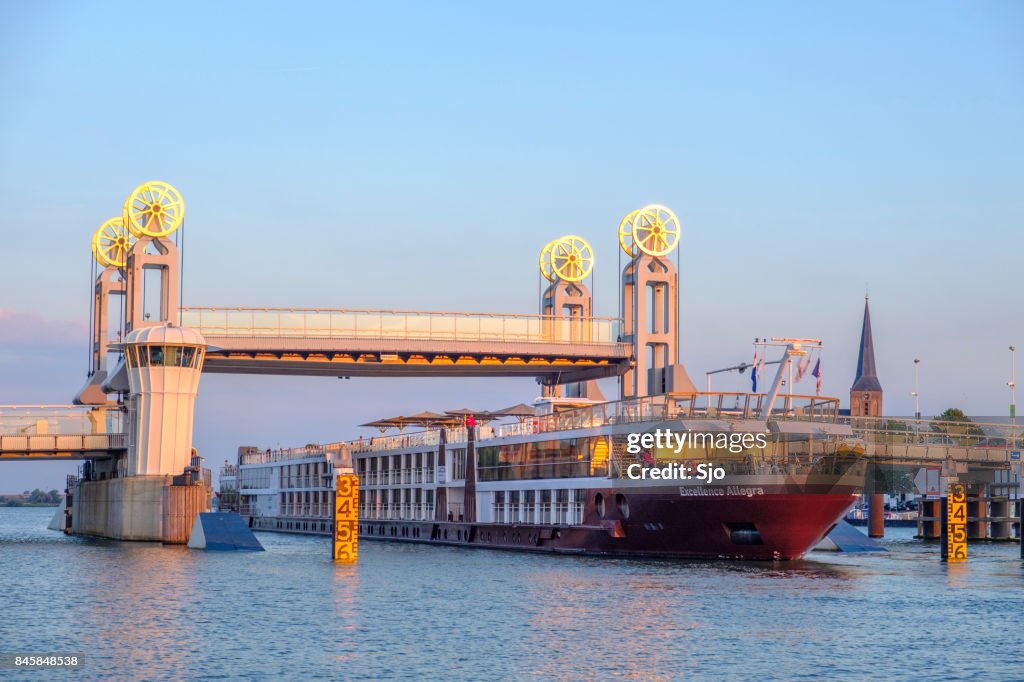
[852,296,882,393]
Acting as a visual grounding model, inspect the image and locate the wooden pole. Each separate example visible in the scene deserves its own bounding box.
[868,492,885,538]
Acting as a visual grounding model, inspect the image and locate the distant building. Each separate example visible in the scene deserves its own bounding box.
[850,296,883,417]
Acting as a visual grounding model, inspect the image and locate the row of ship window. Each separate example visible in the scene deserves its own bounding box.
[239,460,334,490]
[492,489,586,525]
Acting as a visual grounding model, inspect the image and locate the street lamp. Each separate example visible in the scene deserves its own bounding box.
[1010,346,1017,438]
[912,358,921,421]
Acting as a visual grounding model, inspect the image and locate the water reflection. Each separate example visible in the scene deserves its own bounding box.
[3,511,1024,680]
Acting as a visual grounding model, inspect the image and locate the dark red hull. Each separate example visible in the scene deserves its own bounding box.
[358,492,857,560]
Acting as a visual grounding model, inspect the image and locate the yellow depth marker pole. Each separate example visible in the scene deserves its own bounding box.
[334,473,359,562]
[945,482,967,563]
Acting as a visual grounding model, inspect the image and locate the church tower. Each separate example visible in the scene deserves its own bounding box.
[850,296,883,417]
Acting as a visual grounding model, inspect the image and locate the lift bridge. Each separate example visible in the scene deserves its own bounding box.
[0,181,1018,468]
[0,181,1018,544]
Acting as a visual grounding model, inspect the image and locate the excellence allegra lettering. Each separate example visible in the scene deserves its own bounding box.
[677,486,765,498]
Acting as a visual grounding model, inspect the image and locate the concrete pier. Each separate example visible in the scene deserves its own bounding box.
[72,476,209,543]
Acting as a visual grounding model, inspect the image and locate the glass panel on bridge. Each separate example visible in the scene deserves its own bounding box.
[178,307,622,344]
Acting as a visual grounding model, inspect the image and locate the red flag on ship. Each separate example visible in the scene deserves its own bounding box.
[811,359,822,395]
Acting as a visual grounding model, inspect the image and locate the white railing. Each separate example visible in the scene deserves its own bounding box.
[360,467,435,487]
[359,503,435,521]
[0,432,127,453]
[282,502,330,517]
[281,475,328,489]
[494,503,583,526]
[240,445,328,465]
[351,430,440,454]
[180,306,621,346]
[0,405,125,437]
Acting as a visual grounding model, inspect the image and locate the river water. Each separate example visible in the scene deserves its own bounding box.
[1,507,1023,680]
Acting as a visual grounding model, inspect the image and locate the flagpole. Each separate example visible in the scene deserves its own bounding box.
[788,358,793,400]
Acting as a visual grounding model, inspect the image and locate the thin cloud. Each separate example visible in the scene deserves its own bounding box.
[0,307,87,346]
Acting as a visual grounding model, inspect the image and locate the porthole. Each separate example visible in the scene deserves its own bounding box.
[595,493,605,519]
[616,493,630,519]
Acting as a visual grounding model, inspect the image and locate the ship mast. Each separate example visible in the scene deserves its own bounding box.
[758,338,823,419]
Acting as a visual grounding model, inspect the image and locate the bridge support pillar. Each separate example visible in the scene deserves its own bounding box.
[868,492,885,538]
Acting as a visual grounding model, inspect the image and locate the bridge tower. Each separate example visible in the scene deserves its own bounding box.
[618,205,696,399]
[122,181,184,335]
[68,181,209,543]
[77,182,185,405]
[538,236,602,400]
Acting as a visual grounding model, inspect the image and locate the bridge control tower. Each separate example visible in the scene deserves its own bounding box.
[123,325,206,476]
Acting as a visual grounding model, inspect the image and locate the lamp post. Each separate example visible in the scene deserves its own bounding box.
[1010,346,1017,444]
[912,358,921,421]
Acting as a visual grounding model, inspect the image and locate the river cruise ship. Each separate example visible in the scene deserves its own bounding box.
[223,391,866,560]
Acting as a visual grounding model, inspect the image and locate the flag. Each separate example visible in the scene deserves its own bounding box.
[795,354,811,382]
[811,359,822,395]
[751,350,759,393]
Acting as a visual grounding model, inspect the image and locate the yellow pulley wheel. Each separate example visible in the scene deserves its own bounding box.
[91,217,136,268]
[124,180,185,238]
[618,209,640,257]
[632,204,680,257]
[538,239,559,282]
[551,235,593,282]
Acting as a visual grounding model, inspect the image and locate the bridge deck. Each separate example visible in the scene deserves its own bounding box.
[181,307,630,381]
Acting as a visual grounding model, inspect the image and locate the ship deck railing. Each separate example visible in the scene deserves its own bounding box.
[280,474,335,489]
[358,504,437,521]
[351,429,442,454]
[241,445,331,465]
[493,502,583,525]
[349,393,840,454]
[281,503,332,518]
[357,468,437,486]
[488,393,841,440]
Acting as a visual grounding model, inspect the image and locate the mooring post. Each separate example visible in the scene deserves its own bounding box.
[868,492,885,538]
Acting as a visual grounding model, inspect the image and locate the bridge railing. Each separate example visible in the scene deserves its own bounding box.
[0,406,125,436]
[180,306,622,345]
[832,416,1022,462]
[801,415,1021,446]
[0,432,126,453]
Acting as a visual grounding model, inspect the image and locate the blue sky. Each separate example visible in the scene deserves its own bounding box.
[1,1,1022,490]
